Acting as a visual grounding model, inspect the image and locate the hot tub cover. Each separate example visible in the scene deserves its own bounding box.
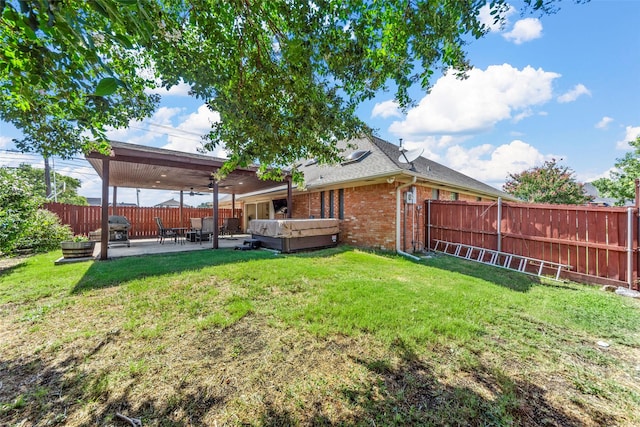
[248,219,339,238]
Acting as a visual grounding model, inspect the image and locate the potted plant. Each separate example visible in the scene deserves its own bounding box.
[61,235,96,259]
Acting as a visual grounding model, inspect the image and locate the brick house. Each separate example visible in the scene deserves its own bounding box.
[238,136,515,253]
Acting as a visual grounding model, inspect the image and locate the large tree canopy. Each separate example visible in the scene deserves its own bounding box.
[503,159,593,205]
[1,0,160,158]
[12,164,88,205]
[592,136,640,206]
[1,0,582,180]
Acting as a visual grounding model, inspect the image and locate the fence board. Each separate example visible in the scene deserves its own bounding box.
[45,203,243,240]
[426,200,638,290]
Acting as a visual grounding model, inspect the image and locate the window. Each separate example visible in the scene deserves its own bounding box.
[329,190,335,218]
[272,198,287,214]
[320,191,325,218]
[451,192,459,201]
[432,189,440,200]
[342,150,370,164]
[339,189,344,219]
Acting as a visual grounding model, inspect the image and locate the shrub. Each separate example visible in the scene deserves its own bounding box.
[0,168,71,255]
[14,209,73,253]
[0,168,41,255]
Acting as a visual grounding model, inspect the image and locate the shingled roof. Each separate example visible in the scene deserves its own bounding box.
[298,135,514,200]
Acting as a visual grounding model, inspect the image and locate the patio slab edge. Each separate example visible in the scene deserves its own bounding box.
[54,256,97,265]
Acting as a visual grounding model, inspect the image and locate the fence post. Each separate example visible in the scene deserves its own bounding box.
[427,199,431,251]
[497,197,502,253]
[628,207,635,289]
[635,179,640,290]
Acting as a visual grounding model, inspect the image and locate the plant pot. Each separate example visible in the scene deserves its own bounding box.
[89,230,101,241]
[61,241,96,258]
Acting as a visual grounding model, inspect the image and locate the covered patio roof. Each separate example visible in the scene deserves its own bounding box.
[85,141,286,195]
[85,141,292,259]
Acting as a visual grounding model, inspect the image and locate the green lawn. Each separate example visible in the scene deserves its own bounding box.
[1,247,639,426]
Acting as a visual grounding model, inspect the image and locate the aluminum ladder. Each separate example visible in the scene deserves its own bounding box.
[432,240,571,281]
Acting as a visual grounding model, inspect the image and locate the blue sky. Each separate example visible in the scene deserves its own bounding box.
[1,0,639,207]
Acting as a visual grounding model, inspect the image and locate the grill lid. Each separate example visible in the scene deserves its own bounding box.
[108,215,130,226]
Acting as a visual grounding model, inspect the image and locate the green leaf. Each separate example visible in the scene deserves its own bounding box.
[94,77,119,96]
[113,33,134,49]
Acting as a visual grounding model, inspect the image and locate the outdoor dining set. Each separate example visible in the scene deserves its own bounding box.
[154,217,241,244]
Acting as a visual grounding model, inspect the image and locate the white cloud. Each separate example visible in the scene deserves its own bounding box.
[389,64,560,136]
[512,109,535,123]
[371,100,401,119]
[502,18,543,44]
[399,135,472,163]
[615,125,640,149]
[557,84,591,103]
[104,104,224,158]
[579,167,616,184]
[443,140,553,188]
[152,107,183,125]
[145,80,192,97]
[478,3,516,32]
[0,151,41,168]
[0,135,12,149]
[595,116,614,129]
[163,104,223,155]
[106,107,185,146]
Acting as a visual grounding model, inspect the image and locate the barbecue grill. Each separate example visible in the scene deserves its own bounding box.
[108,215,131,247]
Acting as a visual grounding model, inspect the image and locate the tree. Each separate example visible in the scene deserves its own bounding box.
[0,167,72,255]
[14,164,88,205]
[592,136,640,206]
[1,0,160,159]
[503,159,593,205]
[2,0,582,181]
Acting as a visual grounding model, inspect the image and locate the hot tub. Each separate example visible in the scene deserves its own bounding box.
[247,219,339,253]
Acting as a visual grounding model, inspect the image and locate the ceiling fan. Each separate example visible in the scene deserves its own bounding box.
[188,187,206,196]
[173,187,206,196]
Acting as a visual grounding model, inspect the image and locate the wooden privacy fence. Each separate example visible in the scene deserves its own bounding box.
[45,203,243,239]
[426,199,639,290]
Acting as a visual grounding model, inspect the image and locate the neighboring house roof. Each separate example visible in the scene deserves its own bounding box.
[296,135,515,200]
[154,198,191,208]
[583,182,632,206]
[86,198,139,207]
[200,194,233,208]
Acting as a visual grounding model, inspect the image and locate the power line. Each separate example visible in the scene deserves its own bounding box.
[144,120,213,137]
[126,124,207,144]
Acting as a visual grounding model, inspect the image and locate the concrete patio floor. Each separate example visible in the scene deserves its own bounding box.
[55,235,254,264]
[101,235,252,259]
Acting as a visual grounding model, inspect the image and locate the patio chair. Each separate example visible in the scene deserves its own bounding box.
[202,217,216,241]
[220,217,241,238]
[155,217,177,244]
[189,218,202,244]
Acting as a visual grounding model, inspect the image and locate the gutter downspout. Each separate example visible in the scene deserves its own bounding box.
[396,176,420,261]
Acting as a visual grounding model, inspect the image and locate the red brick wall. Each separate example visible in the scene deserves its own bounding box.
[291,183,421,251]
[289,183,493,252]
[342,184,397,250]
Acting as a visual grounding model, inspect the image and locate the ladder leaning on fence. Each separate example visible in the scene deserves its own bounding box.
[432,240,572,281]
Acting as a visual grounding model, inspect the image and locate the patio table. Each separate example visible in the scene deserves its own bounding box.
[170,227,187,245]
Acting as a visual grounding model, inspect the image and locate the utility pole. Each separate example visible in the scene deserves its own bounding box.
[51,157,57,202]
[44,156,52,198]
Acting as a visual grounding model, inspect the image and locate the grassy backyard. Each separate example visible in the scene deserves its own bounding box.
[1,247,639,426]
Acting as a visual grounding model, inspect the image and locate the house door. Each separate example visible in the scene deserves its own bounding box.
[256,202,270,219]
[245,202,271,230]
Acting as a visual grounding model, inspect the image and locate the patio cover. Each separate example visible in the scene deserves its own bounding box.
[86,141,292,259]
